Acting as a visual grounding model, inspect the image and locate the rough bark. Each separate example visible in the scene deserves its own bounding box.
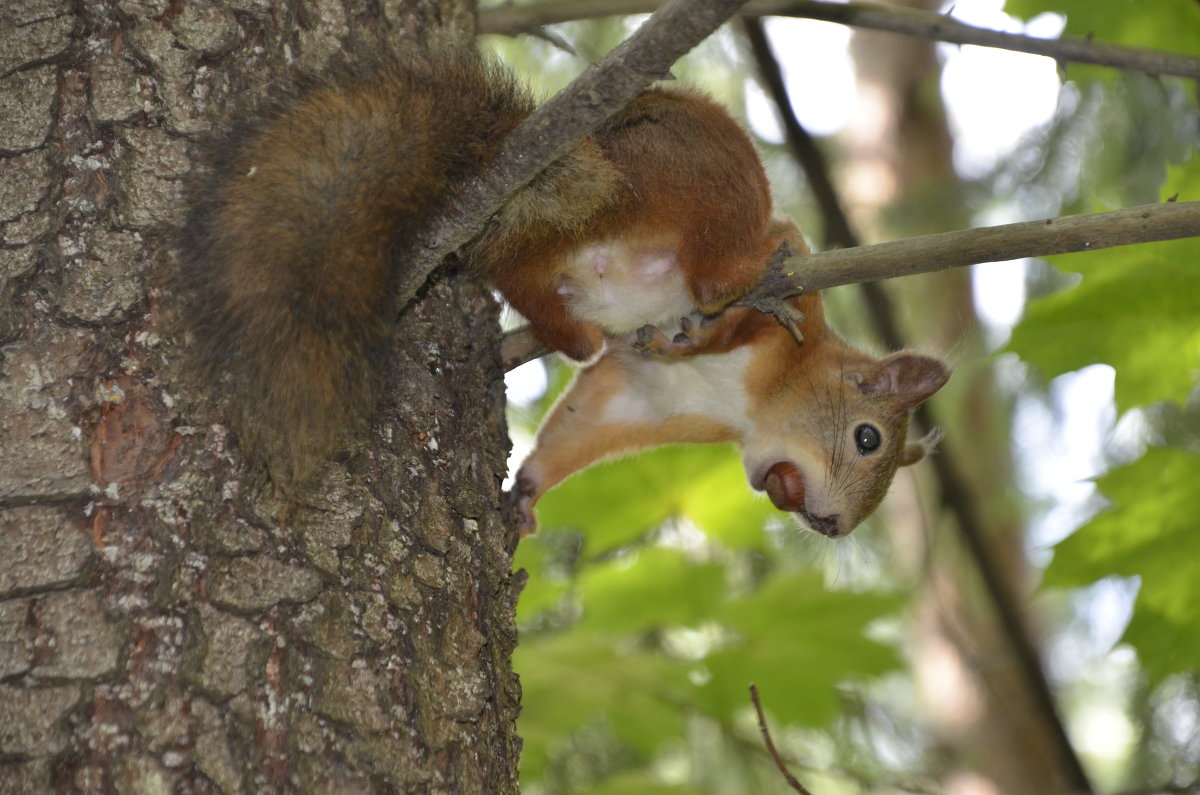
[0,0,522,792]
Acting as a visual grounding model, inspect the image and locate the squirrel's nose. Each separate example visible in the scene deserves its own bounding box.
[805,512,842,538]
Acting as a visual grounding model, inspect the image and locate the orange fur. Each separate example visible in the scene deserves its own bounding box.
[514,292,949,538]
[178,51,786,484]
[476,88,780,359]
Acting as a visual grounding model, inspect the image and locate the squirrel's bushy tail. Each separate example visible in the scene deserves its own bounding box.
[177,50,533,484]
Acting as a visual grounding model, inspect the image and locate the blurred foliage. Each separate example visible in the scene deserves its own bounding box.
[1006,0,1200,700]
[1044,446,1200,682]
[494,0,1200,792]
[513,446,905,790]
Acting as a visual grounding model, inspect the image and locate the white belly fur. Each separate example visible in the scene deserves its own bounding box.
[557,236,696,334]
[604,344,755,434]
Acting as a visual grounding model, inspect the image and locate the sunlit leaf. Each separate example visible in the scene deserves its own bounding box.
[577,547,726,634]
[1008,234,1200,412]
[516,633,690,779]
[1045,446,1200,681]
[695,572,902,726]
[535,444,774,551]
[1005,0,1200,60]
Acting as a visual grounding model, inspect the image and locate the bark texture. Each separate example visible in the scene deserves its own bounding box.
[0,0,522,791]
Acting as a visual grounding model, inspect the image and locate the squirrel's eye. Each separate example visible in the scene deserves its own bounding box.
[854,424,881,455]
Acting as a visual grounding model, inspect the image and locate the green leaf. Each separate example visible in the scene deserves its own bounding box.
[516,633,690,779]
[535,444,777,551]
[577,547,726,634]
[1008,234,1200,412]
[1045,446,1200,681]
[695,572,902,726]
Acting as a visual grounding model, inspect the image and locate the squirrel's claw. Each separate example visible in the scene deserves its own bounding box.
[631,310,720,358]
[736,240,806,344]
[506,471,539,537]
[631,323,674,356]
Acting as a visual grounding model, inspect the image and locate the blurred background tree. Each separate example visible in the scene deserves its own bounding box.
[485,1,1200,792]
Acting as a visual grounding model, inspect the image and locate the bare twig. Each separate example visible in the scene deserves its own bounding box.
[499,325,552,372]
[481,0,1200,80]
[751,0,1200,79]
[499,201,1200,369]
[749,684,815,795]
[780,200,1200,292]
[923,442,1096,793]
[398,0,752,304]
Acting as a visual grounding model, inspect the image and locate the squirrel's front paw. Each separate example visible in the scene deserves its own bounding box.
[631,311,717,358]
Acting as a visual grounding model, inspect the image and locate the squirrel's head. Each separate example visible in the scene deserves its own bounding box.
[744,350,950,538]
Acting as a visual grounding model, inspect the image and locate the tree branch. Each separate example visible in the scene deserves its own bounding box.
[501,201,1200,369]
[780,200,1200,292]
[480,0,1200,81]
[749,684,815,795]
[396,0,752,305]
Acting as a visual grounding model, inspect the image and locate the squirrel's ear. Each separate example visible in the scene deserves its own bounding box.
[857,352,950,409]
[900,427,945,467]
[900,443,925,466]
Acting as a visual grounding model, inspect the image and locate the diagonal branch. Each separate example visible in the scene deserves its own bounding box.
[480,0,1200,81]
[397,0,752,305]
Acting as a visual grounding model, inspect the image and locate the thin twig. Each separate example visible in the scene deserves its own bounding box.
[749,684,815,795]
[500,328,549,372]
[398,0,752,305]
[923,441,1097,792]
[480,0,1200,80]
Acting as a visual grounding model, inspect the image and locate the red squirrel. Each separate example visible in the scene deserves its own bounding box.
[176,48,948,535]
[512,255,948,538]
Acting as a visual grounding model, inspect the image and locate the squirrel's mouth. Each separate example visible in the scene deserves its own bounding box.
[752,460,807,512]
[752,461,847,538]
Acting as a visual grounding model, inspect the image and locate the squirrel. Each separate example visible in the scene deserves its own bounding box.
[512,270,948,538]
[176,47,949,535]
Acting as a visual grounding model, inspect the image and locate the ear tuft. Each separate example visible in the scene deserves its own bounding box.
[900,427,944,467]
[858,352,950,409]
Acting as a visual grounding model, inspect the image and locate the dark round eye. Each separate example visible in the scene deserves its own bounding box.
[854,424,881,455]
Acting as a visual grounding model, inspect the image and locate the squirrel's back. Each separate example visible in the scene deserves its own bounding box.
[177,50,533,483]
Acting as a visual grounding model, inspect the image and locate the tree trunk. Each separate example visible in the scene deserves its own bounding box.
[0,0,522,791]
[841,3,1081,792]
